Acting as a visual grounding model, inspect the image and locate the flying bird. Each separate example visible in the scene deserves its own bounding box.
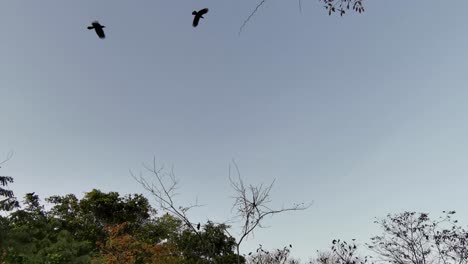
[87,21,106,39]
[192,8,209,27]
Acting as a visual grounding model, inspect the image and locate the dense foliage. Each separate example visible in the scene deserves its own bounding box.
[0,169,465,264]
[0,190,244,264]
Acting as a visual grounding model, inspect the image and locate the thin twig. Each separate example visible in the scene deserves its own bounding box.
[239,0,267,35]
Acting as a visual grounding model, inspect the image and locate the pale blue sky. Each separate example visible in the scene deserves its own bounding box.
[1,0,468,261]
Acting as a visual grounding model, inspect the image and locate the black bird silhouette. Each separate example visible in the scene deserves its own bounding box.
[87,21,106,39]
[197,223,200,230]
[192,8,209,27]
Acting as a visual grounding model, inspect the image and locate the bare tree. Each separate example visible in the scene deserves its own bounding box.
[133,158,311,264]
[228,161,311,264]
[130,158,217,260]
[131,158,201,233]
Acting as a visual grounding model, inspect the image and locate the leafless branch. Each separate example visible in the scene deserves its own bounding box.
[228,160,311,264]
[131,157,202,234]
[133,157,311,264]
[0,151,13,168]
[239,0,267,35]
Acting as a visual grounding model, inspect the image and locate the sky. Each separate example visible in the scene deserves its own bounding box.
[1,0,468,261]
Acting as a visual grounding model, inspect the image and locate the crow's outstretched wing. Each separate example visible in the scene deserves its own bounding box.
[193,16,200,27]
[95,27,105,38]
[198,8,209,16]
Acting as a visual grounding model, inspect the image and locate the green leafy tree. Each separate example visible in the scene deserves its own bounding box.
[175,221,243,264]
[1,193,94,264]
[0,152,18,212]
[47,189,154,245]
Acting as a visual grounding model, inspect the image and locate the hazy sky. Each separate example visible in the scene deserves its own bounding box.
[1,0,468,261]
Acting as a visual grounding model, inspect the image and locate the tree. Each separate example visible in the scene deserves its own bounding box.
[239,0,366,34]
[1,193,93,264]
[314,239,372,264]
[367,211,468,264]
[0,151,18,211]
[132,159,240,263]
[175,221,242,264]
[228,161,311,264]
[94,222,182,264]
[133,158,310,264]
[246,244,300,264]
[47,189,154,245]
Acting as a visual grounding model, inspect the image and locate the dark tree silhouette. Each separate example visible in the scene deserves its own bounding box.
[133,158,310,264]
[239,0,365,34]
[367,211,468,264]
[246,244,300,264]
[227,161,311,264]
[312,239,372,264]
[192,8,209,27]
[87,21,106,39]
[320,0,365,16]
[0,152,18,211]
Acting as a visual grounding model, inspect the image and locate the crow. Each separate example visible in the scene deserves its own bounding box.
[192,8,209,27]
[197,223,200,230]
[88,21,106,39]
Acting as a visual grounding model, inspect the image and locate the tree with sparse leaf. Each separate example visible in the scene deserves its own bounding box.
[246,244,300,264]
[367,211,468,264]
[239,0,365,34]
[310,239,372,264]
